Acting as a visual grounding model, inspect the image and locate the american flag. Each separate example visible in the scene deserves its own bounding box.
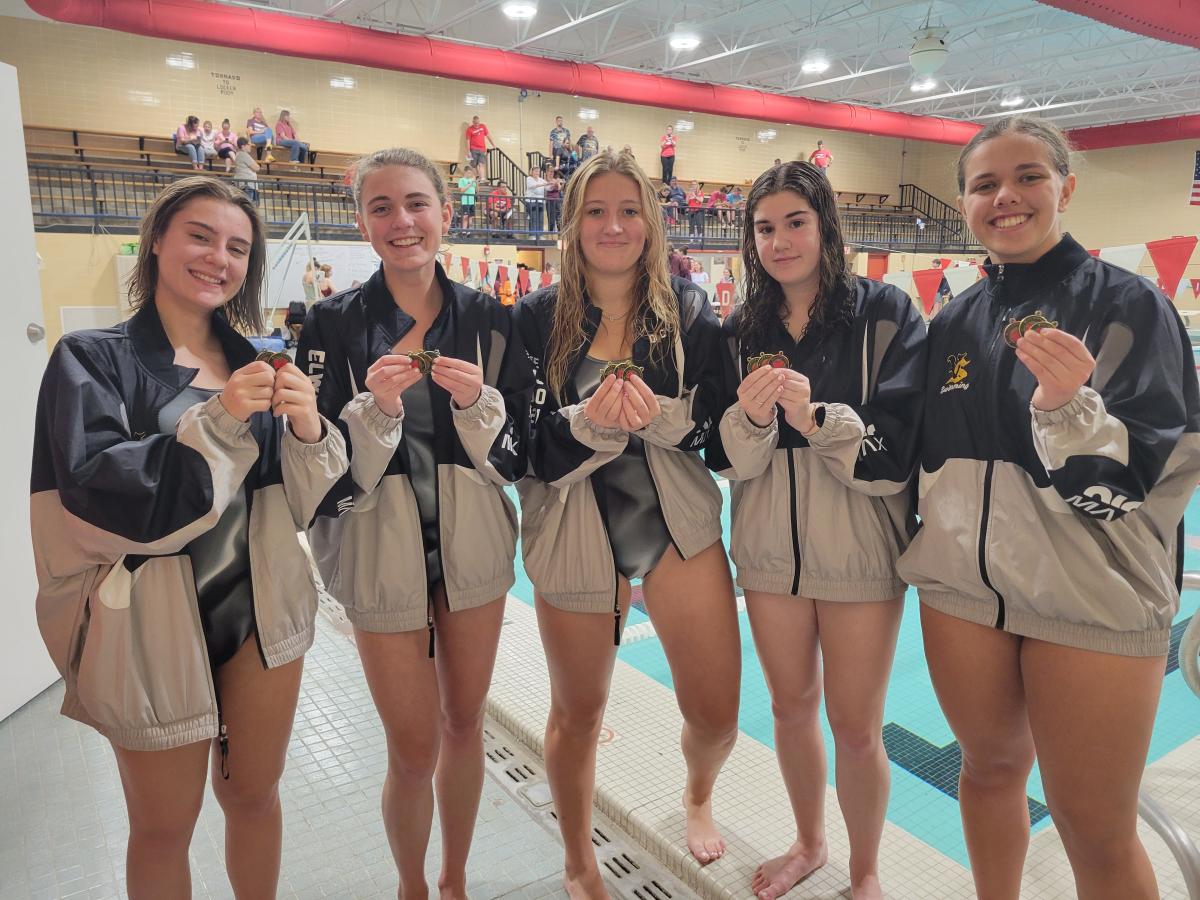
[1192,151,1200,206]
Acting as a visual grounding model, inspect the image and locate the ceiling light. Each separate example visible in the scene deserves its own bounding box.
[674,118,694,132]
[329,76,356,89]
[165,52,195,70]
[910,77,937,93]
[464,92,488,106]
[669,32,701,51]
[578,107,599,120]
[801,57,830,75]
[1000,94,1025,107]
[501,1,537,19]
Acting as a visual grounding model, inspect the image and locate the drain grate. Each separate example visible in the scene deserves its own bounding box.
[504,762,537,783]
[592,825,612,847]
[485,744,515,763]
[602,851,641,877]
[632,880,673,900]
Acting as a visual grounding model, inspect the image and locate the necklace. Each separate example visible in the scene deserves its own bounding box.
[601,309,630,321]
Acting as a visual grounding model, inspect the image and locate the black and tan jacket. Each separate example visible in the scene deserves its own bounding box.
[31,303,348,752]
[710,277,926,600]
[897,235,1200,656]
[298,264,531,636]
[514,277,725,632]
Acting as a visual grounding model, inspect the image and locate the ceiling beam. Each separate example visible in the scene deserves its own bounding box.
[511,0,640,49]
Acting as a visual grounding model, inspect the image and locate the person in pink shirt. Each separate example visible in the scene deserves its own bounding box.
[465,115,494,180]
[274,110,310,163]
[214,119,238,173]
[660,124,677,184]
[174,115,203,170]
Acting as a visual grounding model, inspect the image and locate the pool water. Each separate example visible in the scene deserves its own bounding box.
[505,484,1200,866]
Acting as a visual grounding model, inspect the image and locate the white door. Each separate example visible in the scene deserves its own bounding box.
[0,61,57,721]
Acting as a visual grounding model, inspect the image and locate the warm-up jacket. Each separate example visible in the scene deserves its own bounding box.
[710,277,926,600]
[31,303,348,751]
[897,235,1200,656]
[514,277,725,633]
[299,263,530,636]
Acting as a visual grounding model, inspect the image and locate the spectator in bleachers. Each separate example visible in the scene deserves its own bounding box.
[465,115,494,180]
[668,244,692,280]
[689,257,709,283]
[174,115,204,170]
[558,141,580,181]
[487,180,515,234]
[727,183,746,228]
[274,110,310,163]
[544,168,564,232]
[577,126,600,161]
[548,115,570,168]
[233,136,260,202]
[713,184,734,229]
[660,124,677,183]
[214,119,238,173]
[199,120,218,166]
[245,107,273,155]
[457,164,478,232]
[525,165,550,232]
[808,139,833,176]
[686,180,704,237]
[667,176,686,210]
[658,183,677,225]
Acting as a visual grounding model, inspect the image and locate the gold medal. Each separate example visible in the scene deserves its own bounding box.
[256,350,291,370]
[405,349,441,376]
[747,351,789,372]
[1003,310,1059,349]
[599,359,644,381]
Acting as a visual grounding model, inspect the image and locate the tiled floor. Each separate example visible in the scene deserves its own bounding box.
[3,593,1199,899]
[0,612,584,900]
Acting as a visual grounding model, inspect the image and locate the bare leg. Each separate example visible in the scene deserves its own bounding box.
[535,589,628,900]
[432,594,506,900]
[642,541,741,864]
[744,590,827,899]
[920,604,1034,900]
[113,740,210,899]
[209,635,304,899]
[1022,639,1165,900]
[816,598,903,899]
[357,626,442,900]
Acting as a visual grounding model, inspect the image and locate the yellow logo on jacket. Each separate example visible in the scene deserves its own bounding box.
[940,353,970,394]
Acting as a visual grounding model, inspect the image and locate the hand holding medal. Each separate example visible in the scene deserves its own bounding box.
[220,359,276,423]
[618,373,661,432]
[431,356,484,410]
[777,370,817,435]
[366,354,425,419]
[583,371,625,429]
[251,352,322,444]
[737,360,786,427]
[1013,325,1095,412]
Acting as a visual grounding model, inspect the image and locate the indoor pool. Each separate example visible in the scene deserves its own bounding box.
[505,483,1200,866]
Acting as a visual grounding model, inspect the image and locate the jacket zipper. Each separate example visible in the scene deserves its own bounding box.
[644,450,685,560]
[786,448,802,594]
[978,460,1005,629]
[426,332,440,660]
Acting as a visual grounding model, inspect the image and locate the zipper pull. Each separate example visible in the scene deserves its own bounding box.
[613,607,622,646]
[996,263,1005,282]
[427,614,436,659]
[218,720,230,780]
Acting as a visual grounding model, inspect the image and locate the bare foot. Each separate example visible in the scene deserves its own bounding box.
[683,796,726,864]
[749,842,828,900]
[851,874,884,900]
[563,867,611,900]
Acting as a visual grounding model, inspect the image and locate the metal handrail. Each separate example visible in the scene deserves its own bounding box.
[1138,570,1200,899]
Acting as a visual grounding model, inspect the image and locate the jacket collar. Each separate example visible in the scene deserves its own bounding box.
[126,300,255,390]
[362,262,455,354]
[981,233,1090,294]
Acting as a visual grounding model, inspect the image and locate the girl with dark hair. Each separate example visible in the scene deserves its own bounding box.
[175,114,204,169]
[709,161,927,900]
[298,147,531,899]
[515,149,740,896]
[30,176,348,898]
[899,116,1200,900]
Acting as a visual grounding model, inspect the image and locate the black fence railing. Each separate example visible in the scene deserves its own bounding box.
[28,164,982,253]
[897,183,971,247]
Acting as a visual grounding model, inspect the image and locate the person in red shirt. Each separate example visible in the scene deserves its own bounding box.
[487,180,514,234]
[660,124,677,184]
[808,139,833,176]
[465,115,494,180]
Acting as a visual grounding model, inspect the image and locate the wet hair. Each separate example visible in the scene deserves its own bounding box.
[545,149,679,400]
[127,176,266,334]
[352,147,447,211]
[738,161,854,348]
[956,115,1072,192]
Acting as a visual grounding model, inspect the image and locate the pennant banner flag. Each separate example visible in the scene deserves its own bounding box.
[912,268,946,315]
[442,251,452,270]
[517,267,531,294]
[1145,236,1198,299]
[461,256,471,279]
[944,266,981,297]
[1192,278,1200,299]
[497,264,509,286]
[716,282,735,318]
[882,271,914,298]
[477,259,489,280]
[541,270,554,288]
[1098,243,1146,274]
